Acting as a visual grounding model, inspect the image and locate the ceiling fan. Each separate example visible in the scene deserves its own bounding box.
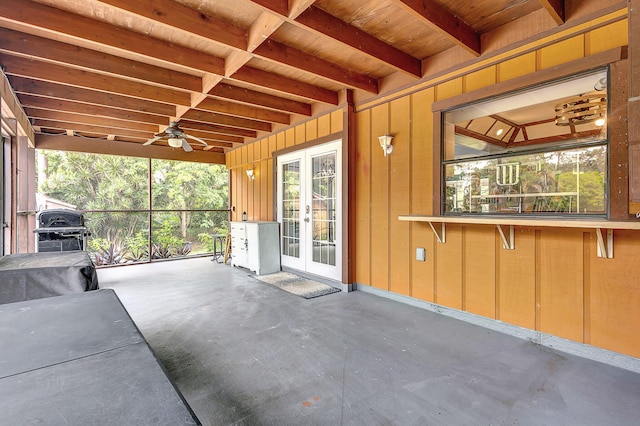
[143,121,207,152]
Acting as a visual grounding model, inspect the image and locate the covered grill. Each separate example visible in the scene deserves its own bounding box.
[34,209,90,252]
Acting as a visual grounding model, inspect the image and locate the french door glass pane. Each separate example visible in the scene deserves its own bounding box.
[311,153,336,266]
[282,161,300,258]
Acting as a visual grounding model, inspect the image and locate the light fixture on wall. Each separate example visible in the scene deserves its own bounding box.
[246,169,255,180]
[378,134,394,156]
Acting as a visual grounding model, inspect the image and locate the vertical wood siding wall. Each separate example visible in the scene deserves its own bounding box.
[355,15,640,359]
[226,110,343,223]
[224,11,639,359]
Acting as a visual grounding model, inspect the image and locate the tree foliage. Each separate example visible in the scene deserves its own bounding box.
[38,151,229,263]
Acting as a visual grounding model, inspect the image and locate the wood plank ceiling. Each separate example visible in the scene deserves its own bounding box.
[0,0,615,161]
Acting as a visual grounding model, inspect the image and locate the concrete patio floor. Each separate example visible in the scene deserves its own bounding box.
[98,257,640,426]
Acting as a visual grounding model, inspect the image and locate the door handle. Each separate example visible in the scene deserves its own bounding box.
[304,217,310,223]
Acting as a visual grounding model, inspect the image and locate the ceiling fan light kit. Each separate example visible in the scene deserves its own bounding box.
[143,121,208,152]
[167,137,183,148]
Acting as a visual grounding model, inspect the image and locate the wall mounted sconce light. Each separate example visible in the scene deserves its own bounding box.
[246,169,255,180]
[378,134,394,156]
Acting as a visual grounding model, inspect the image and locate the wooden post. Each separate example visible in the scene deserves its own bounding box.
[628,0,640,210]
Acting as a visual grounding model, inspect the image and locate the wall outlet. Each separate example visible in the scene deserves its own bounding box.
[416,247,426,261]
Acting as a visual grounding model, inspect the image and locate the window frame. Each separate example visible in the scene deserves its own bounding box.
[431,49,628,220]
[440,68,609,218]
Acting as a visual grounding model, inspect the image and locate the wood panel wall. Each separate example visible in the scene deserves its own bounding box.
[354,15,640,358]
[224,12,640,359]
[226,109,343,223]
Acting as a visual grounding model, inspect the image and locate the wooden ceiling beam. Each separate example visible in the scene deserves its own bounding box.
[250,0,315,19]
[157,127,243,145]
[177,120,257,139]
[232,67,339,105]
[209,83,311,116]
[98,0,247,50]
[106,0,350,106]
[295,6,421,78]
[0,28,202,92]
[181,109,272,132]
[196,97,291,125]
[249,0,289,16]
[0,54,191,107]
[397,0,481,56]
[24,108,159,133]
[142,136,234,149]
[254,39,378,93]
[0,0,225,75]
[9,76,176,117]
[34,119,152,140]
[36,130,235,150]
[288,0,318,19]
[247,11,285,52]
[248,2,420,86]
[538,0,565,25]
[35,134,226,164]
[18,94,168,125]
[68,0,341,113]
[185,133,243,145]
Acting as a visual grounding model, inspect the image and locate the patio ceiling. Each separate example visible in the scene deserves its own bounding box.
[0,0,613,162]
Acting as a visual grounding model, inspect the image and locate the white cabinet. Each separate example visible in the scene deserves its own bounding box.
[230,221,280,275]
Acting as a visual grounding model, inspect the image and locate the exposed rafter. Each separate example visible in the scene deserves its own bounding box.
[10,77,176,117]
[231,67,339,105]
[0,0,612,161]
[24,108,160,133]
[36,133,226,163]
[295,6,422,78]
[181,109,272,133]
[0,28,202,92]
[0,54,191,106]
[178,120,257,139]
[0,0,225,75]
[253,40,379,93]
[250,0,289,16]
[196,97,291,125]
[97,0,248,50]
[208,84,311,116]
[397,0,481,55]
[18,94,169,125]
[538,0,565,25]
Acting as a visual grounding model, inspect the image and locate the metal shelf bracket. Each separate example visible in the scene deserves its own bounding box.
[496,224,515,250]
[595,228,613,258]
[428,222,446,243]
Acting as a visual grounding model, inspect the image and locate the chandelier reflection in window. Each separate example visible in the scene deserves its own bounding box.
[555,92,606,127]
[315,158,335,177]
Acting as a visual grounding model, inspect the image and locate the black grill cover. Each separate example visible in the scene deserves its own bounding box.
[37,209,84,228]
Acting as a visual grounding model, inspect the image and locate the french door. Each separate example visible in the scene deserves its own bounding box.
[277,140,342,281]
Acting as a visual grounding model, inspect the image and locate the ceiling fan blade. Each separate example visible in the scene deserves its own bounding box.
[184,133,208,146]
[181,139,194,152]
[143,136,163,146]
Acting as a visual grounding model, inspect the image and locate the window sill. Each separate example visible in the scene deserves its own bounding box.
[398,215,640,258]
